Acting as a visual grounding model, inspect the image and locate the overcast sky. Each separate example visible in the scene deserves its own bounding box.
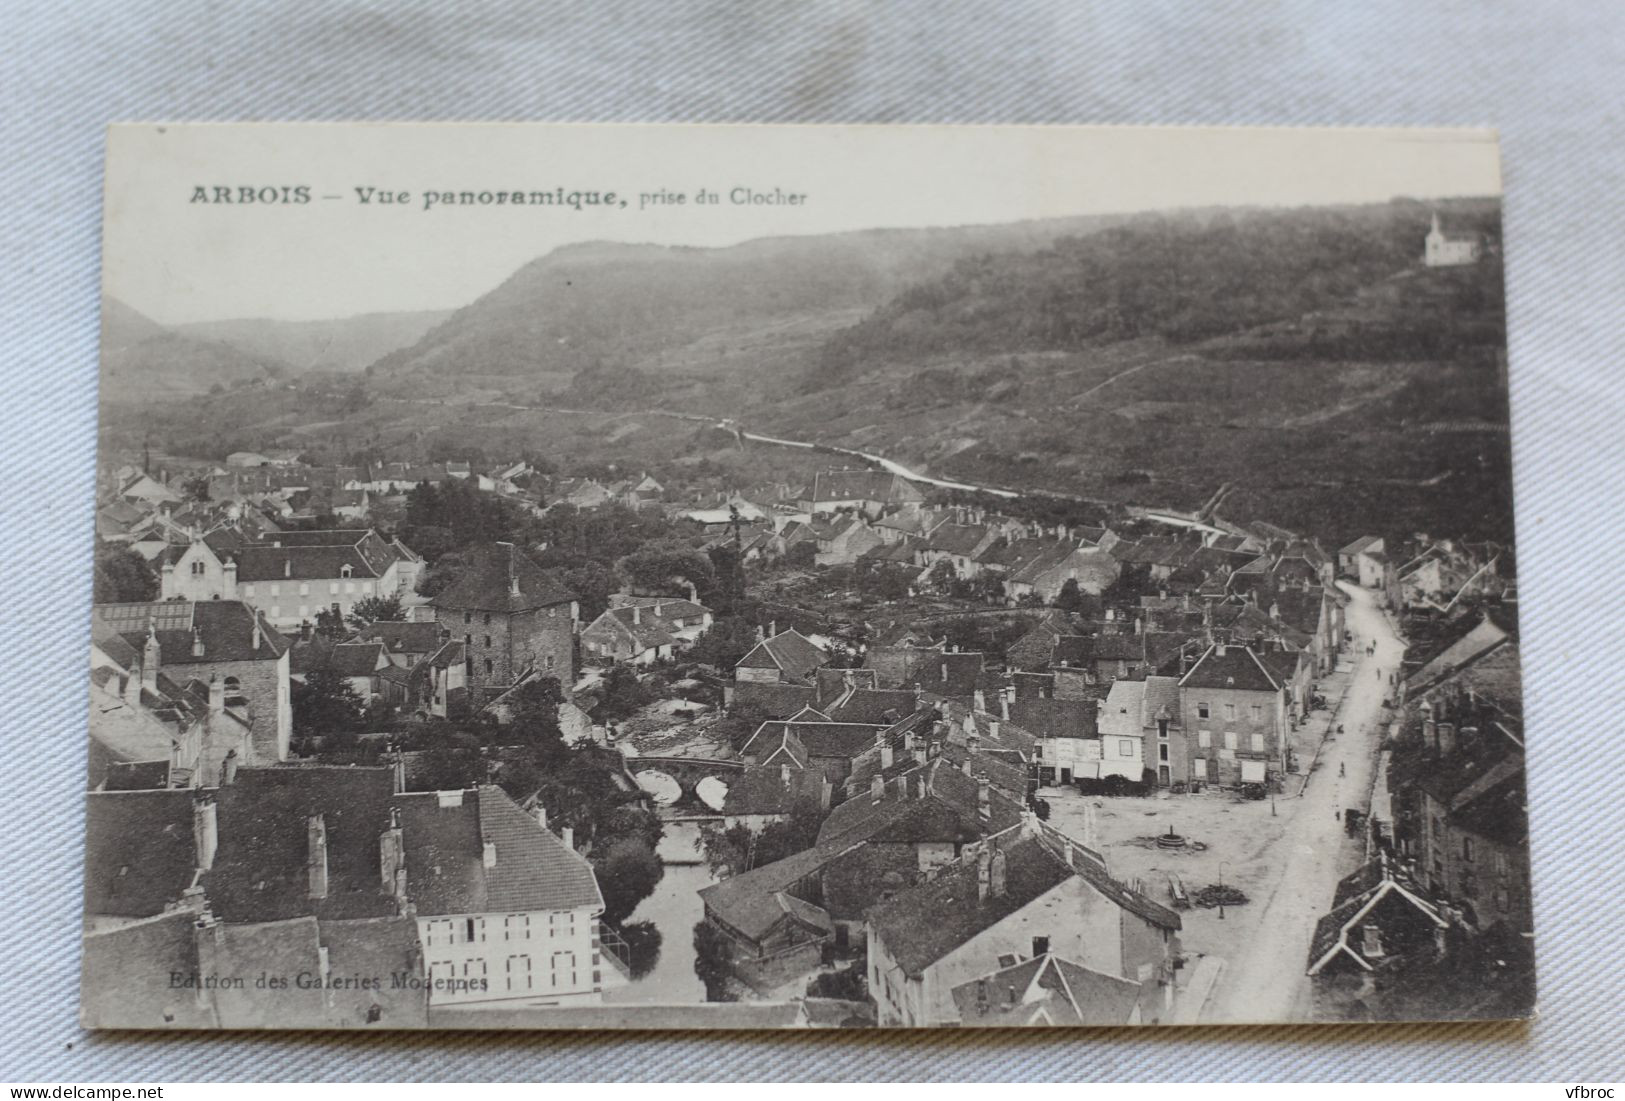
[103,123,1502,326]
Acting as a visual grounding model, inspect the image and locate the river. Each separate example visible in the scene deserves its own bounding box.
[601,820,718,1005]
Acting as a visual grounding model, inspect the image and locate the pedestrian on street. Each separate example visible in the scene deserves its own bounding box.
[1335,809,1341,821]
[1339,762,1346,778]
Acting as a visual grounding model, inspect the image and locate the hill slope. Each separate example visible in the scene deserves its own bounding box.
[364,215,1134,403]
[100,298,287,404]
[178,309,454,375]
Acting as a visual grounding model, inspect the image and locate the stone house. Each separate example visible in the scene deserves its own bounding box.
[1177,643,1289,787]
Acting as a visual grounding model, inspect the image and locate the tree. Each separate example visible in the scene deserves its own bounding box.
[348,593,405,628]
[592,838,664,926]
[1055,577,1086,612]
[93,545,158,603]
[594,663,652,723]
[693,919,739,1002]
[619,541,715,597]
[783,541,817,570]
[563,562,615,623]
[503,676,567,752]
[687,615,763,671]
[182,475,211,502]
[927,558,958,594]
[313,607,348,640]
[617,920,663,980]
[293,667,365,745]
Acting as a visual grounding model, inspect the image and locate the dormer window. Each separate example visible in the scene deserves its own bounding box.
[191,560,206,576]
[340,564,353,579]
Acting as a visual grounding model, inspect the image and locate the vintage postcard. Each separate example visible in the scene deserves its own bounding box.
[82,123,1531,1030]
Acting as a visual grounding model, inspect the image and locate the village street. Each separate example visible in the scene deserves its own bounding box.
[1202,581,1403,1022]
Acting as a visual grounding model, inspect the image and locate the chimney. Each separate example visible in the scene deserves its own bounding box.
[533,803,548,829]
[483,842,498,869]
[1135,617,1144,635]
[687,581,698,603]
[208,675,225,715]
[870,774,885,804]
[1437,722,1457,756]
[141,625,162,693]
[391,752,406,794]
[916,773,928,800]
[977,777,991,820]
[562,826,575,851]
[990,849,1007,899]
[283,559,291,578]
[769,620,777,637]
[652,602,662,617]
[1215,641,1227,657]
[977,845,993,902]
[192,797,218,870]
[191,627,205,658]
[633,605,641,625]
[307,814,329,899]
[781,762,792,788]
[220,749,238,786]
[381,807,406,896]
[973,688,986,713]
[251,615,262,651]
[1000,690,1010,722]
[222,557,237,591]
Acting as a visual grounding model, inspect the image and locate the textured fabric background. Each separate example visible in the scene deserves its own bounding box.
[2,0,1621,1082]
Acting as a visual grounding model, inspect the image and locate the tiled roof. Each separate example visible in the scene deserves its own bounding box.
[79,912,216,1028]
[393,790,486,915]
[83,790,198,917]
[1009,697,1098,739]
[327,642,384,678]
[736,629,828,680]
[700,837,862,941]
[731,680,817,719]
[819,757,1023,847]
[950,953,1143,1027]
[823,688,918,726]
[208,766,398,922]
[476,785,604,913]
[719,766,825,817]
[743,721,881,761]
[96,600,291,662]
[867,831,1077,977]
[431,542,575,612]
[1340,535,1384,556]
[352,620,442,655]
[1178,644,1281,693]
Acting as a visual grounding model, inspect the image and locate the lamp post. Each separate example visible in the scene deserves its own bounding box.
[1218,861,1230,920]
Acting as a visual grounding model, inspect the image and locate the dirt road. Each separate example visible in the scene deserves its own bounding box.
[1202,581,1403,1023]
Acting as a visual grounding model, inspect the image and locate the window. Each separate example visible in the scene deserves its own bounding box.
[1222,730,1237,750]
[483,613,491,626]
[244,584,255,597]
[270,605,281,618]
[504,915,531,941]
[1250,733,1265,753]
[1158,744,1169,762]
[190,560,206,576]
[1197,702,1210,720]
[223,676,241,694]
[483,635,491,648]
[299,582,310,596]
[461,958,487,986]
[340,564,353,579]
[1198,730,1212,748]
[545,655,555,670]
[465,917,484,942]
[464,612,472,625]
[1251,704,1262,723]
[345,581,355,593]
[270,584,280,596]
[505,954,532,992]
[1118,739,1135,757]
[548,606,557,618]
[1224,703,1235,721]
[484,659,494,676]
[328,582,339,595]
[1461,836,1475,863]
